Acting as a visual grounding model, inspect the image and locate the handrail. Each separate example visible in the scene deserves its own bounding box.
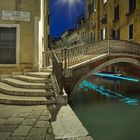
[52,39,140,69]
[52,51,63,93]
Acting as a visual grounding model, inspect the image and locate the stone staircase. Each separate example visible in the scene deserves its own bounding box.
[0,70,56,105]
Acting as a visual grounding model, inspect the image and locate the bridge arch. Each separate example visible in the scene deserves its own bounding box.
[67,57,140,96]
[92,57,140,72]
[52,39,140,95]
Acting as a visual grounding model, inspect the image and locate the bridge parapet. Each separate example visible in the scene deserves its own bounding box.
[53,39,140,69]
[109,40,140,55]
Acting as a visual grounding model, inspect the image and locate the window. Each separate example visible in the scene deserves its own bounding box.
[103,0,107,4]
[114,5,119,20]
[112,29,120,40]
[129,0,136,12]
[48,14,50,25]
[101,28,106,40]
[93,32,96,42]
[93,0,96,12]
[128,24,133,40]
[0,27,16,64]
[88,0,96,15]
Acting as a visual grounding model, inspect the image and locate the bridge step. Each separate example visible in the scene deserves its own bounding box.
[13,75,48,83]
[0,82,54,97]
[25,72,51,78]
[1,78,47,89]
[40,68,53,73]
[0,92,55,105]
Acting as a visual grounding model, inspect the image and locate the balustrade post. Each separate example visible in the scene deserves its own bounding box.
[67,49,69,67]
[107,37,110,54]
[61,49,64,68]
[64,48,67,68]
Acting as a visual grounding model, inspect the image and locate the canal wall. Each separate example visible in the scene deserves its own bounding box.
[51,105,93,140]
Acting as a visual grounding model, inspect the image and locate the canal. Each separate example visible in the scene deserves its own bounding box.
[70,73,140,140]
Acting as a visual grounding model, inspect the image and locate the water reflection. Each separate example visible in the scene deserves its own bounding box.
[92,73,140,82]
[70,73,140,140]
[79,80,139,105]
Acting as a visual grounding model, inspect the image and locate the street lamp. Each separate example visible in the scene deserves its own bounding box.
[61,0,81,5]
[63,0,76,4]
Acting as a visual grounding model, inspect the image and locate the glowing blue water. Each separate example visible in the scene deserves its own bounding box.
[79,80,139,105]
[93,73,139,82]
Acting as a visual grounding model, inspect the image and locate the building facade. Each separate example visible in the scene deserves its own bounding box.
[0,0,49,74]
[86,0,140,43]
[67,24,87,47]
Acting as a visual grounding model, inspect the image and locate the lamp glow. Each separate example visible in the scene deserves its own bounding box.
[63,0,81,4]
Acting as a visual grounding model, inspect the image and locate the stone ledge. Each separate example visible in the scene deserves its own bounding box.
[51,105,93,140]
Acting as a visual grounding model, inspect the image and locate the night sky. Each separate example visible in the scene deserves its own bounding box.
[50,0,85,37]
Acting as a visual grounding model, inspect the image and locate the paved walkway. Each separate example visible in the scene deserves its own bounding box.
[0,104,93,140]
[0,104,54,140]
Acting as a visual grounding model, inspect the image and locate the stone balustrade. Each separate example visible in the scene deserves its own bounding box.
[53,39,140,69]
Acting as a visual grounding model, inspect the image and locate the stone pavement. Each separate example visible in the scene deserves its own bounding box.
[0,104,54,140]
[0,104,93,140]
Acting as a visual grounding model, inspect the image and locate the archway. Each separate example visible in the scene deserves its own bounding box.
[71,57,140,96]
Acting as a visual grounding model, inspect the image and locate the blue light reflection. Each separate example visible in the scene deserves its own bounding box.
[79,80,139,106]
[92,73,139,82]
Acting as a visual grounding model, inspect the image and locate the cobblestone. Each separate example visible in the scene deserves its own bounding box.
[0,132,11,140]
[21,119,36,126]
[0,125,18,132]
[26,128,47,140]
[0,104,93,140]
[0,105,54,140]
[34,120,50,128]
[2,118,24,125]
[12,126,32,136]
[7,136,25,140]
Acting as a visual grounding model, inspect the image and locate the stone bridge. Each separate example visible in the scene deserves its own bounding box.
[52,39,140,95]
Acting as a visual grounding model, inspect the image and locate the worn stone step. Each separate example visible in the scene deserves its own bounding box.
[0,82,54,97]
[40,68,53,73]
[0,92,56,105]
[1,78,48,89]
[13,75,49,83]
[25,72,51,78]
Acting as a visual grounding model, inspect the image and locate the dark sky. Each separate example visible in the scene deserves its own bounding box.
[50,0,85,37]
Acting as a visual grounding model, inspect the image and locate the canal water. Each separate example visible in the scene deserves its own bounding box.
[70,73,140,140]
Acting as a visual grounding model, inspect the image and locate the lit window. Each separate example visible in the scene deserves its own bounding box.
[101,27,106,40]
[88,0,96,15]
[103,0,107,4]
[128,24,133,40]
